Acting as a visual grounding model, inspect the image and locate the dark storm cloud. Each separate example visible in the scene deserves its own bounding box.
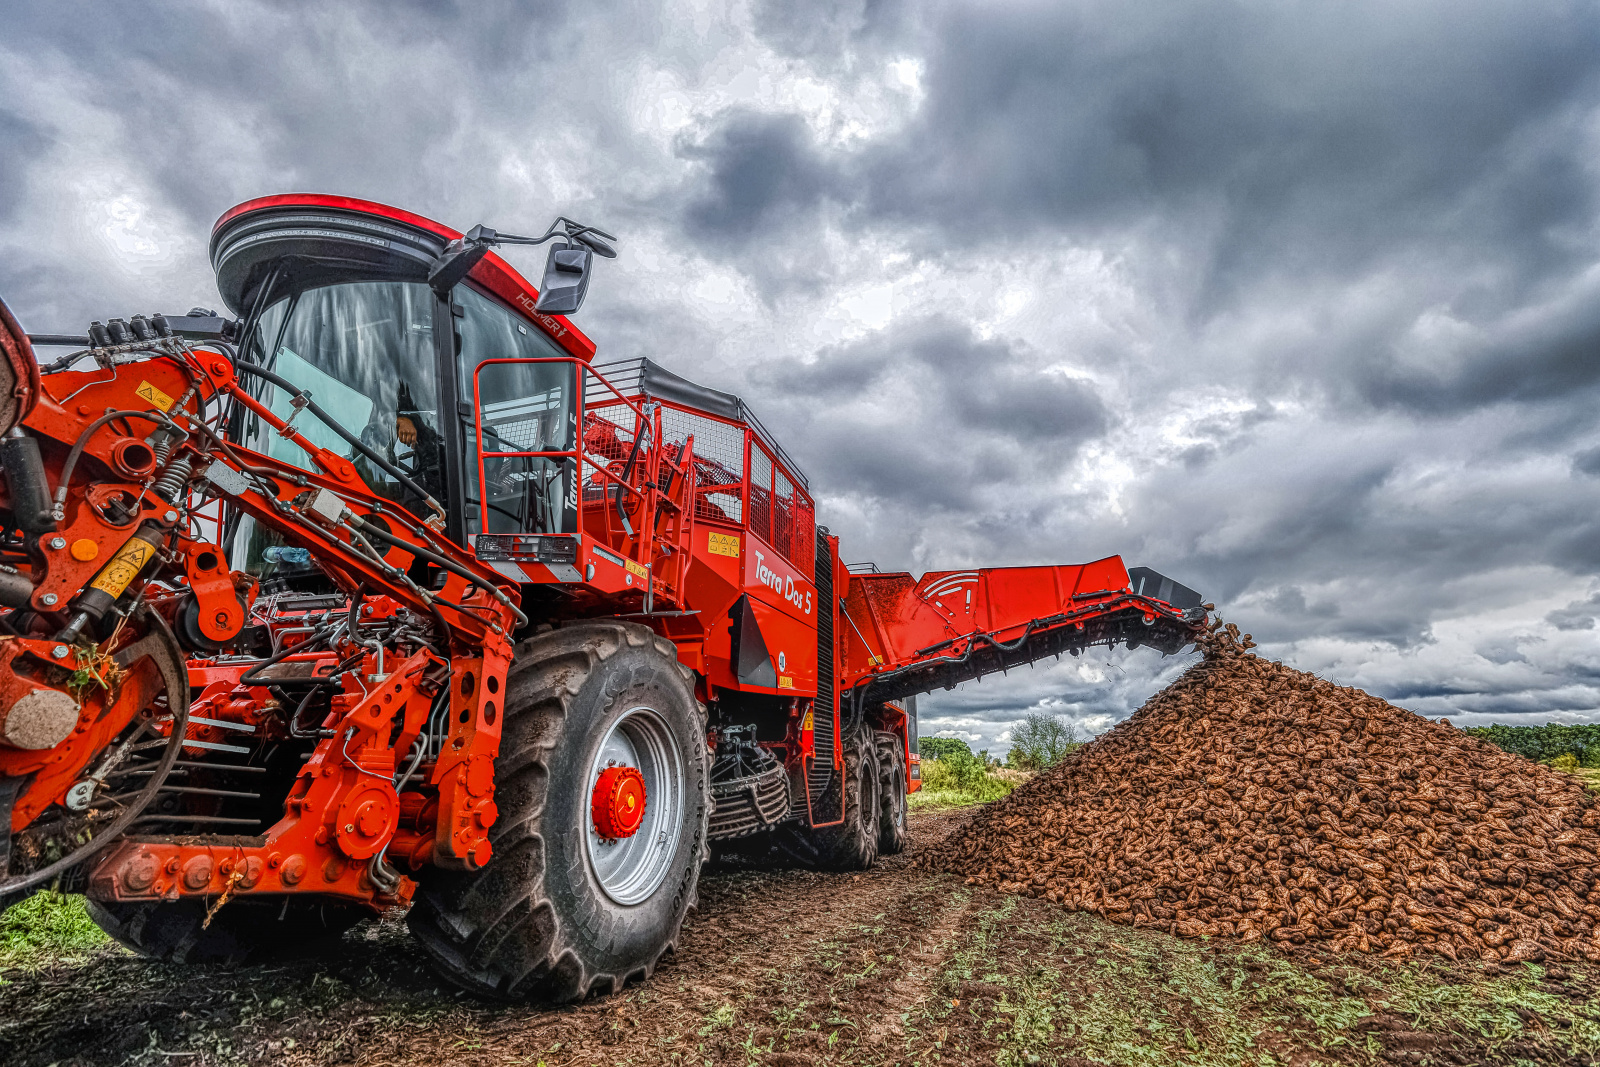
[1575,448,1600,477]
[856,1,1600,269]
[692,0,1600,416]
[1352,283,1600,415]
[1548,593,1600,631]
[5,0,1600,754]
[750,0,909,58]
[679,112,841,246]
[752,317,1110,514]
[0,109,48,224]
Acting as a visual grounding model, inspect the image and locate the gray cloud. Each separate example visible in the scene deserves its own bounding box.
[3,0,1600,756]
[680,112,841,246]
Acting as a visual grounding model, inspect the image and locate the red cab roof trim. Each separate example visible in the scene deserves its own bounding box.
[212,193,598,361]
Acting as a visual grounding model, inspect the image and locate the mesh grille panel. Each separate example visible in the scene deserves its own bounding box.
[582,403,636,501]
[661,406,745,524]
[789,495,814,573]
[749,445,773,543]
[772,468,792,561]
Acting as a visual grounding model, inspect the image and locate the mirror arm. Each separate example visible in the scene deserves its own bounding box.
[427,238,494,295]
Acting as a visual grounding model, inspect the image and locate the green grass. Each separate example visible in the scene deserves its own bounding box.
[909,758,1024,810]
[0,891,111,970]
[907,895,1600,1066]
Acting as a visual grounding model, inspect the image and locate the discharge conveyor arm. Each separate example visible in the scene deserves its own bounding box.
[837,555,1205,708]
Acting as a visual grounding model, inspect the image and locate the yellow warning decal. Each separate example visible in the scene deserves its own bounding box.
[707,532,740,558]
[135,380,175,412]
[801,709,813,731]
[778,676,794,689]
[624,558,648,579]
[89,537,155,597]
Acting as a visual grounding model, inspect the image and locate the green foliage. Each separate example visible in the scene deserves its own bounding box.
[0,891,109,968]
[913,753,1017,808]
[1464,722,1600,768]
[1005,712,1082,770]
[1548,752,1580,771]
[918,736,973,761]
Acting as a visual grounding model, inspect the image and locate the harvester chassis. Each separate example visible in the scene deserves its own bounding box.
[0,193,1205,1001]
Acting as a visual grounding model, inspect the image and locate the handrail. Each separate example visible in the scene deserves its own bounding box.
[471,357,685,585]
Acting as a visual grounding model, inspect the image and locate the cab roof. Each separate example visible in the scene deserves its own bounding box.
[211,193,597,361]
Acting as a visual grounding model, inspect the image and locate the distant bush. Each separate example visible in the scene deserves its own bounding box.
[1006,712,1082,771]
[919,736,974,761]
[914,745,1018,808]
[1464,723,1600,768]
[1548,752,1580,771]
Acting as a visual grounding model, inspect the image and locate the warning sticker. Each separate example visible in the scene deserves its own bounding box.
[778,676,794,689]
[89,537,155,597]
[135,380,176,412]
[801,709,814,732]
[708,532,740,558]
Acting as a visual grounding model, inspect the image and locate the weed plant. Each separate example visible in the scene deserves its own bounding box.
[0,891,109,970]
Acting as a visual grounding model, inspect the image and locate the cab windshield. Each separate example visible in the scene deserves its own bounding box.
[230,280,442,578]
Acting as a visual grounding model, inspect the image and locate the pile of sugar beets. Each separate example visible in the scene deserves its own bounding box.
[929,622,1600,962]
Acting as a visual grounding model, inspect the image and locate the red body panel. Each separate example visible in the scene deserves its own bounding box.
[839,557,1135,689]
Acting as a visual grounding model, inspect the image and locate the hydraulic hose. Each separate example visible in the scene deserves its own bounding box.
[229,359,444,520]
[347,515,528,629]
[50,409,182,521]
[239,621,337,686]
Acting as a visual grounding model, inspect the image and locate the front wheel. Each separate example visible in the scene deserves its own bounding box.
[407,622,709,1002]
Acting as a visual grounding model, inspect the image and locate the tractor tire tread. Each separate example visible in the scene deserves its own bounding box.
[406,621,707,1002]
[796,722,880,871]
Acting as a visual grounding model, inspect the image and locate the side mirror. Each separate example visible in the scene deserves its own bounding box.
[534,243,592,316]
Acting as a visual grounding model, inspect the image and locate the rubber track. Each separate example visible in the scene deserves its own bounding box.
[406,621,709,1002]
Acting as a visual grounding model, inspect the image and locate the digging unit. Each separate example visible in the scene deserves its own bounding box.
[0,195,1204,999]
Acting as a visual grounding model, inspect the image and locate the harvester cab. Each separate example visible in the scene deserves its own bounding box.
[0,193,1207,1002]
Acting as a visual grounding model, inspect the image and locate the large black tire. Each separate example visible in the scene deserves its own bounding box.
[777,721,880,871]
[876,730,908,856]
[85,898,365,965]
[406,622,709,1002]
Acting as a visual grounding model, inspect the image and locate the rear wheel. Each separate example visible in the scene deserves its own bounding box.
[407,622,709,1002]
[876,730,908,856]
[777,721,879,871]
[85,898,364,965]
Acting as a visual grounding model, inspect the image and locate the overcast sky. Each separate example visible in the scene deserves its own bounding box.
[4,0,1600,754]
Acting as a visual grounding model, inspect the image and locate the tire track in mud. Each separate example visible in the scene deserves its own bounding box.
[388,808,976,1066]
[0,810,977,1067]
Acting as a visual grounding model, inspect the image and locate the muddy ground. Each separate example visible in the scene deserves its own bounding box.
[3,809,1598,1067]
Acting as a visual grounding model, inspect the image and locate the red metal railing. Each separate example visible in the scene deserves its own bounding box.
[472,358,698,605]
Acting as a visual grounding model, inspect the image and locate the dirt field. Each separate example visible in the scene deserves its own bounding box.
[3,808,1598,1067]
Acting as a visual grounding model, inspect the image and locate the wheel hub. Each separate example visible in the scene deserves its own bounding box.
[591,765,647,839]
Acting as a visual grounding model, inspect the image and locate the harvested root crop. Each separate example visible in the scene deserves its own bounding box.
[927,624,1600,962]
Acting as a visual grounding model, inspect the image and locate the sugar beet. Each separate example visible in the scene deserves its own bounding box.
[926,623,1600,962]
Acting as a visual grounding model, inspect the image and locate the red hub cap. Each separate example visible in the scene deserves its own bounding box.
[591,765,647,839]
